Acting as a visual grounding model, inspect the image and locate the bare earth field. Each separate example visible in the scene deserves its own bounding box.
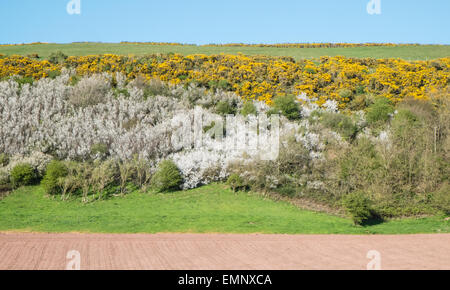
[0,233,449,270]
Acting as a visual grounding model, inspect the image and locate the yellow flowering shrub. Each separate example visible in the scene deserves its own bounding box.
[0,54,448,108]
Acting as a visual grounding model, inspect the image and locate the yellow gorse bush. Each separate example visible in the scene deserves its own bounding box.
[0,54,448,108]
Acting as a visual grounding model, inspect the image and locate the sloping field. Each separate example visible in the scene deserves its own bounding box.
[0,185,448,234]
[1,43,449,60]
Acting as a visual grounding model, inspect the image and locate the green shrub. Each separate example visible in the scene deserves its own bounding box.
[348,94,373,111]
[10,163,37,188]
[431,185,450,215]
[274,185,297,197]
[366,97,394,125]
[0,153,9,167]
[342,192,374,225]
[143,79,170,99]
[15,77,34,87]
[48,51,68,64]
[41,160,68,195]
[268,95,300,120]
[240,102,257,116]
[90,143,109,159]
[113,88,130,98]
[227,174,245,192]
[215,101,236,115]
[151,160,182,192]
[47,70,61,79]
[338,88,353,100]
[208,80,231,91]
[321,112,358,140]
[69,75,81,86]
[355,85,366,95]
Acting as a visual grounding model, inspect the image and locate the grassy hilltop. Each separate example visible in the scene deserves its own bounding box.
[1,42,449,60]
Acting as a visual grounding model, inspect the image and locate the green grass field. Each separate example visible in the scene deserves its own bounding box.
[1,43,449,60]
[0,184,448,234]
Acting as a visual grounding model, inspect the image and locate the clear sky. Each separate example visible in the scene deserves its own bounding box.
[1,0,449,44]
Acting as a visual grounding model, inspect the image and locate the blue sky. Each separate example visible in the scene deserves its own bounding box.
[1,0,449,44]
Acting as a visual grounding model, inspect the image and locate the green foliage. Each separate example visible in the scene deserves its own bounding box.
[268,95,300,120]
[342,192,374,225]
[274,185,297,197]
[151,160,182,192]
[10,163,37,188]
[208,80,231,91]
[47,70,61,79]
[90,143,109,159]
[113,88,130,98]
[48,51,68,64]
[321,112,358,140]
[143,79,170,99]
[348,94,374,111]
[41,160,68,195]
[339,137,383,192]
[0,153,9,167]
[366,97,395,125]
[203,121,216,133]
[227,174,245,192]
[15,76,34,87]
[355,85,366,95]
[431,185,450,215]
[69,75,81,86]
[215,101,237,115]
[338,88,353,99]
[240,101,257,116]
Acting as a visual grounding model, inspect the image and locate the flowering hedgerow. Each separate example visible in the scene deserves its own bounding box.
[1,54,448,108]
[0,71,346,189]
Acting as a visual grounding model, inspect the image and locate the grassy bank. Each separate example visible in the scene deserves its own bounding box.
[0,184,448,234]
[1,43,449,60]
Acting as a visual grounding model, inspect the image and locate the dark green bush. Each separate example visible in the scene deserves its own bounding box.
[151,160,182,192]
[321,112,358,140]
[342,192,374,225]
[268,95,300,120]
[208,80,231,91]
[215,101,237,115]
[0,153,9,166]
[227,174,245,192]
[48,51,68,64]
[355,85,366,95]
[338,88,353,100]
[15,77,34,87]
[240,102,257,116]
[10,163,37,188]
[41,160,68,195]
[90,143,109,159]
[274,185,297,197]
[69,75,81,86]
[366,97,394,125]
[143,80,170,99]
[47,70,61,79]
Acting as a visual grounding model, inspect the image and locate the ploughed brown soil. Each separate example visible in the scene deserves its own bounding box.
[0,233,449,270]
